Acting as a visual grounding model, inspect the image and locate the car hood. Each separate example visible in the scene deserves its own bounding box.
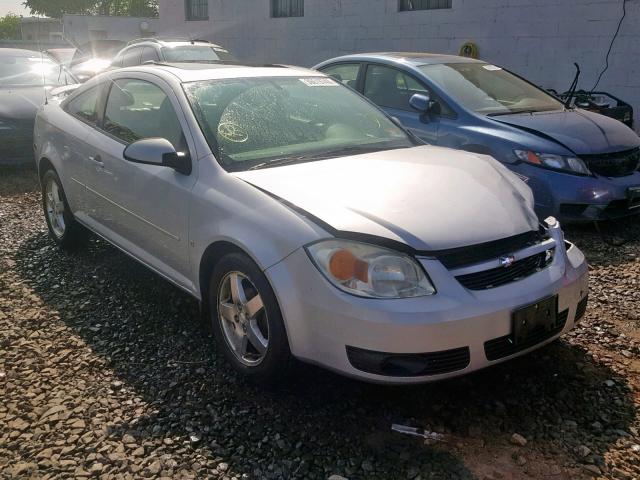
[492,109,640,154]
[0,86,47,120]
[233,146,539,251]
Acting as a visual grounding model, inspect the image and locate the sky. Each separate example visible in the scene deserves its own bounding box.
[0,0,32,17]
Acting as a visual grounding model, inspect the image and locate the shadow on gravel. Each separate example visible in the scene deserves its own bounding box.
[13,231,637,479]
[564,215,640,267]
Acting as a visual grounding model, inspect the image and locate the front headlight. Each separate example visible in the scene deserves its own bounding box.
[305,239,435,298]
[514,150,591,175]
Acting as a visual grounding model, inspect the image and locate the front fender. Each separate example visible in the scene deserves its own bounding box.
[189,163,329,295]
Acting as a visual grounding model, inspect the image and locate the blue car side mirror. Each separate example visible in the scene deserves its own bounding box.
[409,93,434,113]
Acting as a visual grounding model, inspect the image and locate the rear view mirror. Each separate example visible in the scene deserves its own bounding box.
[123,138,192,175]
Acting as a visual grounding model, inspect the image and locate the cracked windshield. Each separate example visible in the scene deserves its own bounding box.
[185,76,414,171]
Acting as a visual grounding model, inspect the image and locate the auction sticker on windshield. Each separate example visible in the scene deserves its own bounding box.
[299,77,339,87]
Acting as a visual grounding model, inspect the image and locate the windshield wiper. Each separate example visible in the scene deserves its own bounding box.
[487,109,541,117]
[248,154,321,171]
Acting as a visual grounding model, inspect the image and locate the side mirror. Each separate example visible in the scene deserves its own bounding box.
[123,138,192,175]
[409,93,434,113]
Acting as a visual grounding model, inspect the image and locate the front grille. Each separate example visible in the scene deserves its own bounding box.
[484,309,569,361]
[575,295,588,322]
[456,251,551,290]
[430,229,547,270]
[346,346,470,377]
[580,148,640,177]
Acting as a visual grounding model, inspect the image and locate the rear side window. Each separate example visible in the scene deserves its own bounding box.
[319,63,360,89]
[140,47,160,63]
[66,87,100,125]
[121,48,142,67]
[103,79,184,149]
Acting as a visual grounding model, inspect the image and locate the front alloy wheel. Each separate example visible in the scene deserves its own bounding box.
[209,252,292,383]
[218,271,269,366]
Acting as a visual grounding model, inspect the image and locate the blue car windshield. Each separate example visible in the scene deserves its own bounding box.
[420,63,563,115]
[184,76,414,171]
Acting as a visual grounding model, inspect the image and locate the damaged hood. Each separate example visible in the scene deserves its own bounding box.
[234,146,539,251]
[492,109,640,154]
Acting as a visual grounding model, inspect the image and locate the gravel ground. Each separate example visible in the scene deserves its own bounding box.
[1,166,639,480]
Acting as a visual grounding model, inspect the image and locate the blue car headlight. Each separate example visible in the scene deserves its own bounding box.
[514,150,591,176]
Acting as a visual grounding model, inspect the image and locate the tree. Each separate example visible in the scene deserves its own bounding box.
[22,0,158,18]
[0,13,21,40]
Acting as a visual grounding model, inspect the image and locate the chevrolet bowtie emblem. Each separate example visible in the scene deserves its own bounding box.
[499,255,516,268]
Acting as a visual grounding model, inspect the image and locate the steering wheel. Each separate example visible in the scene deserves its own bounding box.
[218,122,249,143]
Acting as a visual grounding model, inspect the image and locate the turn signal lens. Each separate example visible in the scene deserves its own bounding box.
[328,249,369,282]
[306,239,435,298]
[526,151,542,165]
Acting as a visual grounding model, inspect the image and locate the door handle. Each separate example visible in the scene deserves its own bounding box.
[89,154,104,167]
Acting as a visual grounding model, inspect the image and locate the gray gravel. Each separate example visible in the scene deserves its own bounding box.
[1,167,639,480]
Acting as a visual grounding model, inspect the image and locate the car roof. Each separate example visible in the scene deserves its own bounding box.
[320,52,486,66]
[117,62,321,82]
[125,38,225,49]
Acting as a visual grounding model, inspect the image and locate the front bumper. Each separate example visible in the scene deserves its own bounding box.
[265,227,588,384]
[511,163,640,223]
[0,118,35,165]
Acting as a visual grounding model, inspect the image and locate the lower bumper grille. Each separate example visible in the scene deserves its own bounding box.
[575,295,588,322]
[346,345,470,377]
[456,251,551,290]
[484,309,569,361]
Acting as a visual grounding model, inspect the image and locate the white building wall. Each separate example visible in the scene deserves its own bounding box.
[63,15,161,46]
[158,0,640,125]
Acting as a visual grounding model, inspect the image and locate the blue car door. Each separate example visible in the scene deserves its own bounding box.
[362,63,439,143]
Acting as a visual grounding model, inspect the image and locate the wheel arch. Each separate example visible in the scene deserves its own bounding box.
[37,156,55,182]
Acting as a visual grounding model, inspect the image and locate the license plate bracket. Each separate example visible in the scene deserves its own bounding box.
[512,296,558,345]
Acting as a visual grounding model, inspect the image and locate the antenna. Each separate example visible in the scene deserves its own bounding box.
[35,16,48,105]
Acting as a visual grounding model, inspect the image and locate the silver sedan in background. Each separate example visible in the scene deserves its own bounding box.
[34,63,588,384]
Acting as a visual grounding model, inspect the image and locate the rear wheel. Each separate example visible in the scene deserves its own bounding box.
[41,169,86,251]
[209,252,292,383]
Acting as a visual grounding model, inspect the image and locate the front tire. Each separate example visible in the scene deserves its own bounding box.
[41,169,86,251]
[209,252,292,384]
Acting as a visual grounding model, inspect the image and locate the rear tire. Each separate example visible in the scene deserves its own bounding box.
[209,252,292,384]
[41,169,86,251]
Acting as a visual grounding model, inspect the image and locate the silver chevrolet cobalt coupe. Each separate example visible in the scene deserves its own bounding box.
[34,63,589,384]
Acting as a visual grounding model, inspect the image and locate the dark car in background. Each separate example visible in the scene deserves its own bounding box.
[0,48,76,164]
[315,53,640,223]
[111,38,235,68]
[69,40,125,82]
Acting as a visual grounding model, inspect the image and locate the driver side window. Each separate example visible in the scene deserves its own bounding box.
[103,79,185,150]
[364,64,454,117]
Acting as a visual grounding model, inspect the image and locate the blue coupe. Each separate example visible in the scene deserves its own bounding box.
[315,53,640,222]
